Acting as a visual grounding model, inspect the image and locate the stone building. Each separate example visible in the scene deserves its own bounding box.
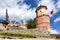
[35,5,50,31]
[34,5,60,38]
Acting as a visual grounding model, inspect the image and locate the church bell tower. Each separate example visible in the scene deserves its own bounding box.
[35,5,50,31]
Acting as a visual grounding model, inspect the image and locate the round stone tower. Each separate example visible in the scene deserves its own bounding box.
[35,5,50,31]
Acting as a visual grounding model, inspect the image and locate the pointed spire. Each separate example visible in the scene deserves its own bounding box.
[6,8,9,23]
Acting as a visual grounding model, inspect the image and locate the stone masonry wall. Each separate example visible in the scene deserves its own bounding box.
[35,15,50,31]
[0,28,51,38]
[0,28,59,39]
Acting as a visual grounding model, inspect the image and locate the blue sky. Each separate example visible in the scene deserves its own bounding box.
[0,0,60,34]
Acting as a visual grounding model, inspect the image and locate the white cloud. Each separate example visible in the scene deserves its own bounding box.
[54,17,60,23]
[0,0,60,22]
[50,28,58,34]
[0,0,36,22]
[56,0,60,10]
[38,0,57,17]
[0,0,19,8]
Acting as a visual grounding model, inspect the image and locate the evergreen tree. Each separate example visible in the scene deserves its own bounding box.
[26,19,36,29]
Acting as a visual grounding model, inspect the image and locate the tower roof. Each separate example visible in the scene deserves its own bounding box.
[35,5,47,13]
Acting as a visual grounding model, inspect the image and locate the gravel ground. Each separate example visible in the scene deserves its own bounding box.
[0,38,57,40]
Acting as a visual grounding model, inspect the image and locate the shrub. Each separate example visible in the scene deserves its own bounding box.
[0,33,36,38]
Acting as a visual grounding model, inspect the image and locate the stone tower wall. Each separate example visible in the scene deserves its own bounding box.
[35,15,50,31]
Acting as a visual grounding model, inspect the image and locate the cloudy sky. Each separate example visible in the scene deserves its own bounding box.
[0,0,60,34]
